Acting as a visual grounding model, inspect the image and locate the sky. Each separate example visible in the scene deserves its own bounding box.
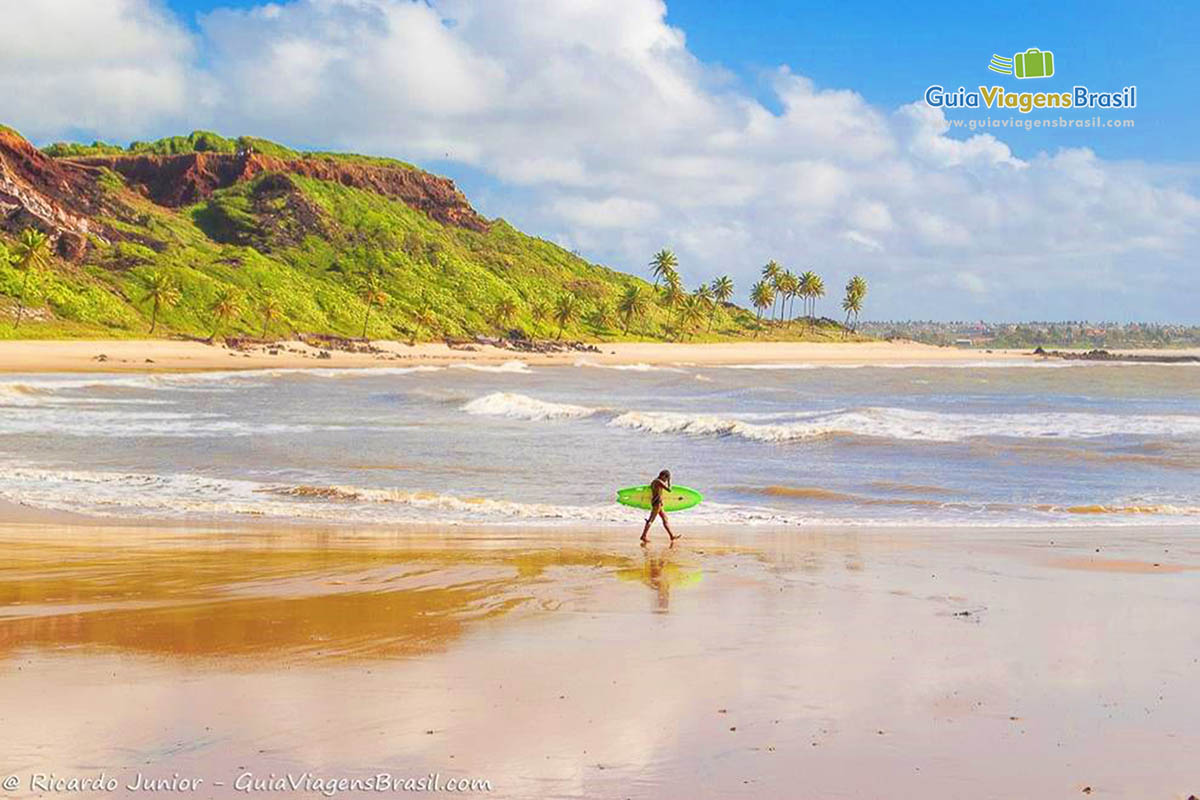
[2,0,1198,322]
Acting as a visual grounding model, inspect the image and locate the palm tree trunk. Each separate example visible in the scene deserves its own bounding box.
[13,271,30,329]
[150,298,160,334]
[261,317,269,339]
[361,303,372,339]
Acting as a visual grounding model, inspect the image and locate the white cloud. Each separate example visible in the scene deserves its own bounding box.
[0,0,194,140]
[2,0,1198,319]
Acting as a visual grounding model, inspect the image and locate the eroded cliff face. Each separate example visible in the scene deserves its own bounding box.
[0,129,105,258]
[71,151,489,232]
[0,130,489,262]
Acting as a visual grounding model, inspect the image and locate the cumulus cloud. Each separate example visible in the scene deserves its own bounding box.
[1,0,1197,319]
[0,0,195,140]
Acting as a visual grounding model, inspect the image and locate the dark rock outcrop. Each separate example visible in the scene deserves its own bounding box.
[1033,347,1200,363]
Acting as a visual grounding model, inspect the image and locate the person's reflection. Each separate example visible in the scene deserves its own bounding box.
[617,542,701,614]
[644,545,672,612]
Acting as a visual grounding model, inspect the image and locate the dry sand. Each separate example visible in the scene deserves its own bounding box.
[0,337,1039,373]
[0,517,1196,799]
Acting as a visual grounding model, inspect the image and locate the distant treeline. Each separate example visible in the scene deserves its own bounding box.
[860,321,1200,349]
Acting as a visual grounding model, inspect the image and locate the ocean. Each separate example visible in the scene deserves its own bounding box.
[2,358,1198,528]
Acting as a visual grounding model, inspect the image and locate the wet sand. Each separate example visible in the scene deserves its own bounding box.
[0,519,1197,798]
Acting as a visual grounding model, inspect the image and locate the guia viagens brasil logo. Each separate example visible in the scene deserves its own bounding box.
[925,48,1136,113]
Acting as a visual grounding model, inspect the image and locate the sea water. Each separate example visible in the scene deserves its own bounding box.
[1,359,1198,528]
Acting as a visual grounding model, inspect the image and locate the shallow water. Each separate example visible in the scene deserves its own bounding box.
[1,359,1198,527]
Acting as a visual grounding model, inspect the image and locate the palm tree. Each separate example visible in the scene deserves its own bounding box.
[761,260,782,321]
[588,299,615,330]
[493,297,518,330]
[358,272,389,339]
[798,270,817,321]
[649,249,678,288]
[711,275,734,304]
[692,283,713,334]
[413,304,438,338]
[750,280,774,321]
[843,275,868,334]
[554,294,579,339]
[841,291,862,336]
[779,271,800,321]
[679,294,705,340]
[617,284,648,334]
[208,286,242,340]
[810,274,826,326]
[8,228,51,328]
[709,275,734,332]
[258,294,282,339]
[136,270,181,335]
[849,274,868,302]
[530,300,550,322]
[659,280,684,314]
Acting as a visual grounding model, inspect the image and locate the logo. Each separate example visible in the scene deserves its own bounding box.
[923,46,1135,115]
[989,48,1055,79]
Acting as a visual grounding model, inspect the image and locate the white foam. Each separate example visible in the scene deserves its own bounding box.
[2,463,1196,530]
[462,392,600,421]
[450,360,530,373]
[608,406,1200,443]
[573,359,684,372]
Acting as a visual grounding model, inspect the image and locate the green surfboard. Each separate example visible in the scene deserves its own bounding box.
[616,484,704,512]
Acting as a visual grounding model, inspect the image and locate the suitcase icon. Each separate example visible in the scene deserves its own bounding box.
[1014,48,1054,79]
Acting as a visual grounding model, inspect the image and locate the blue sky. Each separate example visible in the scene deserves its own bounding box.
[3,1,1198,321]
[162,0,1198,162]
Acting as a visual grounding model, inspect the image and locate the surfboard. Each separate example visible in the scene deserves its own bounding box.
[616,484,704,512]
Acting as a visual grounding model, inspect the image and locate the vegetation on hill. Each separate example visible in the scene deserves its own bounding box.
[2,128,869,342]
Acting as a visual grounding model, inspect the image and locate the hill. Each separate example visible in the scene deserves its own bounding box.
[0,125,853,342]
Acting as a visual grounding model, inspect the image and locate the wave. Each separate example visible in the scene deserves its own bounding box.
[573,359,684,372]
[462,392,600,421]
[608,407,1200,443]
[449,360,530,373]
[745,484,1200,519]
[0,406,385,438]
[0,365,446,400]
[3,463,1197,529]
[457,389,1200,444]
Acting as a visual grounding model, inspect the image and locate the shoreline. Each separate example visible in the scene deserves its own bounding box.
[0,338,1043,373]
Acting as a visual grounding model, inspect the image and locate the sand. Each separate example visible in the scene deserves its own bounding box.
[0,337,1042,373]
[0,516,1196,799]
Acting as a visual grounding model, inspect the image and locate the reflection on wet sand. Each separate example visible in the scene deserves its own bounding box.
[0,530,642,661]
[617,545,703,612]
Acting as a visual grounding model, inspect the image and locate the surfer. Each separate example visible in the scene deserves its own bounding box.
[640,469,678,544]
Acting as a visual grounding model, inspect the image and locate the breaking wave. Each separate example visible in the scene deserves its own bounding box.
[462,392,600,421]
[459,391,1200,444]
[608,407,1200,443]
[2,464,1197,529]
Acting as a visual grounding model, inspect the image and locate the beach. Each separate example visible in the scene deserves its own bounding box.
[0,338,1040,373]
[0,518,1197,799]
[0,345,1198,798]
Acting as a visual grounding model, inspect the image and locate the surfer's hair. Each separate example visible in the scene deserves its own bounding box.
[658,469,671,481]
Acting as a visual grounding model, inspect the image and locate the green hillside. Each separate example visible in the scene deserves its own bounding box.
[1,129,862,343]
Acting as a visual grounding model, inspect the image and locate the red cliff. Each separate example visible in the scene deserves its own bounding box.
[70,151,489,232]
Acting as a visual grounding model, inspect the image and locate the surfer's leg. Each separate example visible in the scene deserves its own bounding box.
[661,511,678,540]
[640,513,654,543]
